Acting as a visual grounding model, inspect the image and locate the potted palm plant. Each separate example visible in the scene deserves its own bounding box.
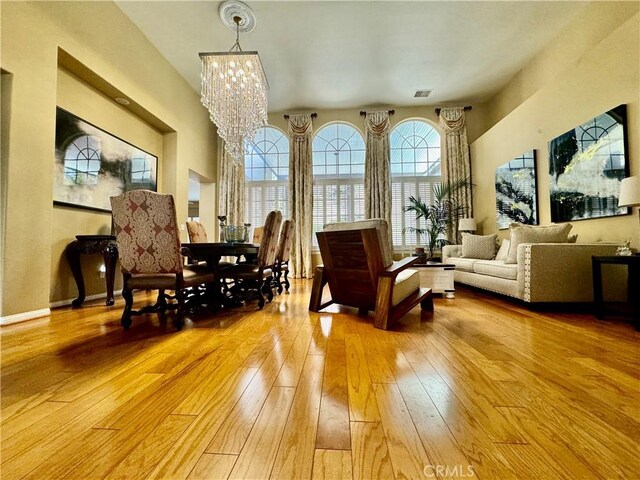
[403,179,469,261]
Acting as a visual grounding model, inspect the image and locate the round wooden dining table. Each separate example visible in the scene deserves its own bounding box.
[181,242,260,309]
[181,242,259,268]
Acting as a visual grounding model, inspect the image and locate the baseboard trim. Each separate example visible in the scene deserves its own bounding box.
[0,308,51,326]
[49,290,122,309]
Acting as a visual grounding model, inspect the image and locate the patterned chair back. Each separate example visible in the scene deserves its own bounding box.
[110,190,183,274]
[186,221,208,243]
[276,219,295,263]
[252,226,264,244]
[256,210,283,268]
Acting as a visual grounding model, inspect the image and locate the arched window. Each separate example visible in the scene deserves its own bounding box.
[390,119,441,248]
[244,126,289,227]
[312,122,366,245]
[63,135,101,185]
[577,113,625,172]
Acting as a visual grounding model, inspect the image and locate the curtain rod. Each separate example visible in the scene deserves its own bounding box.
[360,109,395,117]
[283,112,318,119]
[435,106,472,116]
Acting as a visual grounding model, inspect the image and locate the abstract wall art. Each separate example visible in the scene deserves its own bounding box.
[495,150,538,229]
[548,105,628,222]
[53,107,157,212]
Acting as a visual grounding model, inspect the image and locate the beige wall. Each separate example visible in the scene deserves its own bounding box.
[470,8,640,249]
[487,2,640,129]
[50,68,165,303]
[0,2,217,317]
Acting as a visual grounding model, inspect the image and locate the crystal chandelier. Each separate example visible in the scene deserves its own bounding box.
[199,1,268,161]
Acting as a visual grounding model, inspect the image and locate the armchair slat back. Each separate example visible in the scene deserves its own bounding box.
[316,228,385,311]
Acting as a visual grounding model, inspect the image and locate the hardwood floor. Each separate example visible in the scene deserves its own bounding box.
[2,281,639,479]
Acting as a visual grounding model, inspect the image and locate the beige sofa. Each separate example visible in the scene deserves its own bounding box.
[442,242,618,303]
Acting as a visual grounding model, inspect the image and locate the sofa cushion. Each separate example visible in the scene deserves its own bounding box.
[461,233,497,259]
[472,260,518,280]
[392,268,420,306]
[506,223,572,264]
[495,239,510,261]
[448,257,476,273]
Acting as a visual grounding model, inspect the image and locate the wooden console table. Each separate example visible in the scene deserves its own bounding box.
[65,235,118,307]
[592,255,640,329]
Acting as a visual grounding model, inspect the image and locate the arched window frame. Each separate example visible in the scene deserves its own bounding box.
[63,134,102,185]
[390,118,442,249]
[312,121,366,246]
[244,125,290,227]
[577,114,624,172]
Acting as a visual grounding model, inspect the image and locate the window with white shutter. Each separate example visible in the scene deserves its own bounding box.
[390,119,442,250]
[312,122,365,246]
[244,126,289,227]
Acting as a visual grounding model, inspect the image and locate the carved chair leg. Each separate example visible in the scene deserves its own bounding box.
[283,268,290,292]
[174,289,186,331]
[276,269,284,294]
[256,284,265,310]
[121,287,134,329]
[264,277,274,302]
[156,290,168,313]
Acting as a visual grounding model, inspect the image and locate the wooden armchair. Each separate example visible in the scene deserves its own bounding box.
[110,190,214,330]
[309,219,433,330]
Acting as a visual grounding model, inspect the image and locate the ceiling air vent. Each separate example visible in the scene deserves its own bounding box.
[414,89,433,98]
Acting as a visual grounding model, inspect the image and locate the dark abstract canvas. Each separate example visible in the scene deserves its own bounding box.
[548,105,628,222]
[495,150,538,229]
[54,107,157,212]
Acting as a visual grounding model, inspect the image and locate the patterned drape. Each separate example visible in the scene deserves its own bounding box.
[364,111,392,244]
[218,138,246,226]
[288,114,314,278]
[439,107,472,243]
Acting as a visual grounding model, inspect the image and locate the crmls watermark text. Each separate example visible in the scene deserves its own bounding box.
[423,464,476,478]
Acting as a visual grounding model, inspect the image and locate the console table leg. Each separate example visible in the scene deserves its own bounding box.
[592,258,604,320]
[66,241,86,308]
[104,243,118,306]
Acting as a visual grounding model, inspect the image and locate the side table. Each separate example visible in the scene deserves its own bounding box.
[65,235,118,307]
[412,262,455,298]
[592,255,640,329]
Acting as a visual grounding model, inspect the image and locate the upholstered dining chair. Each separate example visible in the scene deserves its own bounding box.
[252,226,264,244]
[110,190,215,330]
[309,219,433,330]
[219,210,282,309]
[186,220,208,243]
[273,219,295,294]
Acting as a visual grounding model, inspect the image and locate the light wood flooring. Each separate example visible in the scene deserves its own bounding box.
[2,281,639,479]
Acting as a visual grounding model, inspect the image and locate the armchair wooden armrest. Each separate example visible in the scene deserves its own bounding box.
[375,256,432,330]
[380,256,420,278]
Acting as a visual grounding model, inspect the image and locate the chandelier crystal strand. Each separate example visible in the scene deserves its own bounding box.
[200,52,268,161]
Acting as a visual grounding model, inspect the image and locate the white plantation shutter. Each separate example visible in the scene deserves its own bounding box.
[312,123,366,246]
[390,120,442,250]
[244,126,289,228]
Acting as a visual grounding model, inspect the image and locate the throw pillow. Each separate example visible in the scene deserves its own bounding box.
[461,233,498,260]
[505,223,573,264]
[495,239,510,262]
